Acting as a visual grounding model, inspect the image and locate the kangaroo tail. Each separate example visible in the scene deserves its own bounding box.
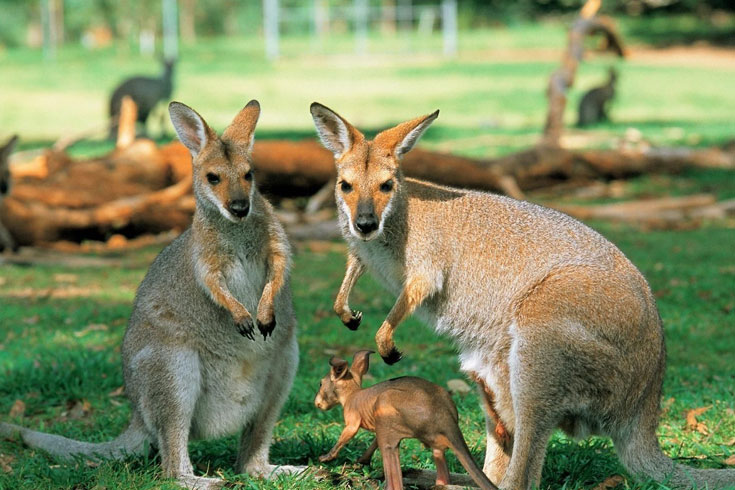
[616,424,735,489]
[446,427,498,490]
[0,412,148,462]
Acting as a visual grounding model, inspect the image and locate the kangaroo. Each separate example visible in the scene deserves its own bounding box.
[1,101,301,490]
[0,134,18,252]
[309,102,735,490]
[315,350,497,490]
[577,67,617,127]
[109,58,175,138]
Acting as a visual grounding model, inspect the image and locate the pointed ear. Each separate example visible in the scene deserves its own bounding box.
[310,102,364,159]
[350,350,374,383]
[1,135,18,163]
[329,356,351,381]
[374,110,439,159]
[222,99,260,152]
[169,102,215,157]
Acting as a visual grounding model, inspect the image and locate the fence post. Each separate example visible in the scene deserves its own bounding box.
[441,0,457,57]
[354,0,368,55]
[162,0,179,61]
[263,0,280,60]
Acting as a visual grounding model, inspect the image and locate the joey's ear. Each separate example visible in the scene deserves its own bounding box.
[329,356,351,381]
[222,99,260,152]
[310,102,364,159]
[374,110,439,159]
[1,135,18,163]
[169,102,215,157]
[350,350,374,382]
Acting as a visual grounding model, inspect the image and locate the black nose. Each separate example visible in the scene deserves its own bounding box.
[355,214,378,234]
[229,199,250,218]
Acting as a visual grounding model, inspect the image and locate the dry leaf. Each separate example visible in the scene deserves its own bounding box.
[108,386,125,397]
[64,399,92,420]
[592,475,625,490]
[73,324,108,337]
[0,453,15,474]
[8,399,25,418]
[725,437,735,446]
[447,379,472,395]
[685,406,712,435]
[724,454,735,466]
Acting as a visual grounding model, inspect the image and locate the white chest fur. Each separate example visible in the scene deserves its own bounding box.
[225,250,267,314]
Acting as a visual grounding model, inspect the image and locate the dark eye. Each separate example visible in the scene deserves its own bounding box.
[340,181,353,193]
[244,170,253,181]
[206,173,220,185]
[380,180,394,193]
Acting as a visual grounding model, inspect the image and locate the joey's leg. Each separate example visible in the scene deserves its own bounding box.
[334,252,365,330]
[433,448,450,486]
[236,335,302,478]
[256,235,290,339]
[376,274,435,364]
[377,434,403,490]
[357,438,378,465]
[319,421,360,462]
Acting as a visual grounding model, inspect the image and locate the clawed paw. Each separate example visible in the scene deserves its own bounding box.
[318,454,334,463]
[343,310,362,330]
[257,317,276,340]
[381,347,403,365]
[236,316,255,340]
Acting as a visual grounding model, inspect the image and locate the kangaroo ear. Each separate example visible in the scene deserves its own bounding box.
[1,135,18,163]
[350,350,374,383]
[310,102,364,159]
[222,100,260,152]
[169,102,215,157]
[374,110,439,159]
[329,356,351,381]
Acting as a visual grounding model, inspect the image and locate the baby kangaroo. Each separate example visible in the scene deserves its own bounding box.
[1,101,299,489]
[310,103,735,489]
[315,350,496,490]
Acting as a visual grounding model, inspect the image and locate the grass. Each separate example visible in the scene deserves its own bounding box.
[0,221,734,489]
[0,14,734,490]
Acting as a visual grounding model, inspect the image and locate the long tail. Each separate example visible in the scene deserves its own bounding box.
[0,412,148,461]
[616,423,735,489]
[446,427,498,490]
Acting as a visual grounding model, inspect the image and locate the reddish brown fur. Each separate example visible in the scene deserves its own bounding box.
[314,351,497,490]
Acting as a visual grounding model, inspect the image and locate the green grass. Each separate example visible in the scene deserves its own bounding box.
[1,221,734,489]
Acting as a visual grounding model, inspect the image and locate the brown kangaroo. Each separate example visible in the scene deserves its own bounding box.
[315,350,497,490]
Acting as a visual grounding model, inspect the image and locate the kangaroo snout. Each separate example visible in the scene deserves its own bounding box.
[228,199,250,218]
[355,213,378,234]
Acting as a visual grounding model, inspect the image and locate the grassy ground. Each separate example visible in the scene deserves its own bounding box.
[1,15,734,490]
[0,221,734,489]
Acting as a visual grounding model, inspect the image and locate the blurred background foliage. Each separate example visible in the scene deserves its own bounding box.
[0,0,733,49]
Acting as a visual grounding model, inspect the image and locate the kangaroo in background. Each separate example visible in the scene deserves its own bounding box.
[577,67,617,126]
[315,350,497,490]
[309,102,735,489]
[0,134,18,252]
[109,58,175,139]
[1,101,301,490]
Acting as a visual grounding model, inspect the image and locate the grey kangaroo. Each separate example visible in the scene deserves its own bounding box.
[1,101,300,489]
[578,67,617,126]
[310,102,735,489]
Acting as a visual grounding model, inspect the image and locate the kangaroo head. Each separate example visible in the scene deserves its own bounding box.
[314,350,374,410]
[310,103,438,241]
[0,135,18,197]
[169,100,260,222]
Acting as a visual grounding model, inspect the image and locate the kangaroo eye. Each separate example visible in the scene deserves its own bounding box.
[244,170,253,181]
[380,180,394,193]
[206,173,220,185]
[340,181,353,193]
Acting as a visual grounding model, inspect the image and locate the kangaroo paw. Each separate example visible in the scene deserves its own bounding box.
[256,317,276,340]
[343,310,362,330]
[236,316,255,340]
[381,347,403,365]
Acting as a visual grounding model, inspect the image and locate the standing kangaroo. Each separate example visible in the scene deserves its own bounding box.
[577,67,617,127]
[0,134,18,252]
[109,59,175,138]
[315,350,497,490]
[1,101,300,490]
[309,102,735,489]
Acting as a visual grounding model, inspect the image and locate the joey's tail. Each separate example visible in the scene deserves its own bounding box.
[446,427,498,490]
[0,412,148,461]
[616,422,735,489]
